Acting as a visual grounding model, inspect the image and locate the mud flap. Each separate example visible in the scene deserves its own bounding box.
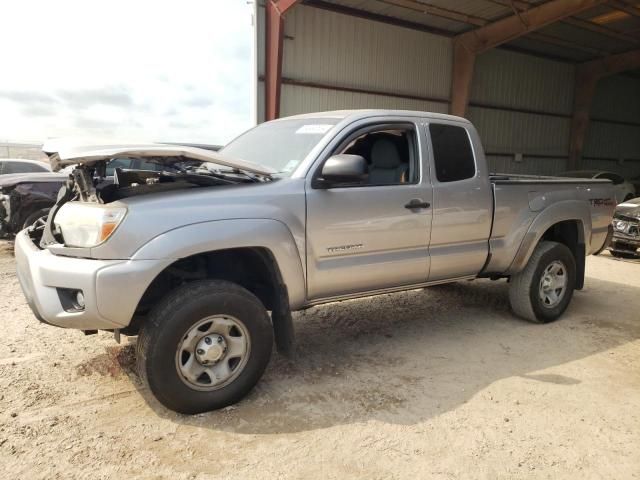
[575,242,585,290]
[272,285,295,358]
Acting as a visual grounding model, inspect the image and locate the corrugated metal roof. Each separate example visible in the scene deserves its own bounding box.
[309,0,640,63]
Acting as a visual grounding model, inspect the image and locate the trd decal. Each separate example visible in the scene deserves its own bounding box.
[589,198,615,207]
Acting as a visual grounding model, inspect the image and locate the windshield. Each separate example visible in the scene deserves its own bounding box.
[220,118,339,175]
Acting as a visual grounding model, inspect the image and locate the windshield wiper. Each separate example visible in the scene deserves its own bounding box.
[214,168,271,183]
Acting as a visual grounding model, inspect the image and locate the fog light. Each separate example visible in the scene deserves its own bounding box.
[75,291,85,309]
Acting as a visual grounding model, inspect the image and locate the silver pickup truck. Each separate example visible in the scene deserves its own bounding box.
[15,110,615,413]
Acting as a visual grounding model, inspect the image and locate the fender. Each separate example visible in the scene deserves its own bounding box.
[507,200,591,275]
[131,218,307,309]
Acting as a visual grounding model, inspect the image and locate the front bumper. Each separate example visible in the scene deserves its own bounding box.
[611,233,640,248]
[14,230,170,330]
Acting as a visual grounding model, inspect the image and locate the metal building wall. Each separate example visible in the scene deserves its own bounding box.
[468,48,574,174]
[257,3,640,178]
[255,3,451,121]
[582,75,640,178]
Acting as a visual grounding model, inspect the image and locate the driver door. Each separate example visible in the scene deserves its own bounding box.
[305,121,433,300]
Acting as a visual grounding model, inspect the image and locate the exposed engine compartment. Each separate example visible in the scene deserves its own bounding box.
[29,159,270,248]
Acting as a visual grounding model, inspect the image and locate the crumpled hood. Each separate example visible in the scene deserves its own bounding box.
[615,198,640,220]
[42,141,275,176]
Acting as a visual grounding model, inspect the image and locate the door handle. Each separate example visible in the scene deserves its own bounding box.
[404,199,431,209]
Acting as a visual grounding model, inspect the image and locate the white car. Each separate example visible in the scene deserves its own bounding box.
[560,170,636,204]
[0,158,51,175]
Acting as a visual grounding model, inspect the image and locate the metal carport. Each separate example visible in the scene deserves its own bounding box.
[254,0,640,177]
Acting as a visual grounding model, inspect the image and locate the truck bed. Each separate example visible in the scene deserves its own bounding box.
[484,173,615,275]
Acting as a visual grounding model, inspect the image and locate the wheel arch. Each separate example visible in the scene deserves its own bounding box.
[508,201,591,289]
[123,220,305,350]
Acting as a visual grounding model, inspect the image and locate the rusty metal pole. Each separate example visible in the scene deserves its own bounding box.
[265,1,284,121]
[265,0,300,121]
[568,67,599,170]
[568,49,640,169]
[450,39,476,118]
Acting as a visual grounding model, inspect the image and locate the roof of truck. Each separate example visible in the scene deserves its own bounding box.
[282,109,471,124]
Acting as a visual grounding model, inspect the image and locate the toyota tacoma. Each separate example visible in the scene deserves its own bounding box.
[15,110,616,413]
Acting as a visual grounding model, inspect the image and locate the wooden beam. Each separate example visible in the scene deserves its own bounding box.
[568,48,640,168]
[451,40,477,117]
[456,0,607,54]
[265,0,300,121]
[608,0,640,18]
[528,31,611,55]
[563,16,640,43]
[450,0,607,117]
[568,72,599,169]
[488,0,639,43]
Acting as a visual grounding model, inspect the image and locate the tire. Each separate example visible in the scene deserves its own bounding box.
[508,241,576,323]
[21,208,50,230]
[136,279,273,414]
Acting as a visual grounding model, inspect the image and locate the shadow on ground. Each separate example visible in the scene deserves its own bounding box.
[103,275,639,435]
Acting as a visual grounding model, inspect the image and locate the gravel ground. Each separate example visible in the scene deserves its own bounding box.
[0,239,639,479]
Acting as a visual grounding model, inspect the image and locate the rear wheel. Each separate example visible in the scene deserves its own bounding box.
[509,241,576,323]
[136,279,273,414]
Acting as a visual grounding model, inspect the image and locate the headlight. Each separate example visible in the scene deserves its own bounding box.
[613,220,629,232]
[54,203,127,247]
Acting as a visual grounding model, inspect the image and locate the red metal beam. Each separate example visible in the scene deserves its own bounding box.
[450,0,607,117]
[265,0,300,121]
[568,48,640,168]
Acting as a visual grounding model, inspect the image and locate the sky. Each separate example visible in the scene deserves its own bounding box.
[0,1,255,146]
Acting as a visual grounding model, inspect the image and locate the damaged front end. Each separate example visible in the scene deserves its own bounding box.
[30,143,275,250]
[610,198,640,257]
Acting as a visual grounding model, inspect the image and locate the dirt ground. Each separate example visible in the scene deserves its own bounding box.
[0,240,639,480]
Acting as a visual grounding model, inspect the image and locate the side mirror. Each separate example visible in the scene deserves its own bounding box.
[314,154,367,188]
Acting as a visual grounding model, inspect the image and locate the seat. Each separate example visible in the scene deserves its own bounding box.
[368,138,409,185]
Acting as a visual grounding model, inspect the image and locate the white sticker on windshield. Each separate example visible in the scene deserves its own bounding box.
[295,124,333,135]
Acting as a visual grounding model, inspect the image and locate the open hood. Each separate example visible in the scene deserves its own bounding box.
[42,141,275,176]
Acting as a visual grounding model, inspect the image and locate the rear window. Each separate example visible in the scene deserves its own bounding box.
[429,124,475,183]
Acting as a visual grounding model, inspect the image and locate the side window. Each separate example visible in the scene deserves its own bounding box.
[337,126,418,186]
[429,124,475,183]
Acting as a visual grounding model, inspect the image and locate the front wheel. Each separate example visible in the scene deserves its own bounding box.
[508,241,576,323]
[136,279,273,414]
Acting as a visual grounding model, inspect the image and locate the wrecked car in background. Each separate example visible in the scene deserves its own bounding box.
[610,197,640,258]
[0,172,67,237]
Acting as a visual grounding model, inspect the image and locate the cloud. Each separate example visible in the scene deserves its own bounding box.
[0,90,57,105]
[21,104,57,116]
[183,95,214,108]
[0,0,254,144]
[56,86,134,109]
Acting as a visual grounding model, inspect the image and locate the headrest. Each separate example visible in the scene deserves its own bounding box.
[371,138,401,169]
